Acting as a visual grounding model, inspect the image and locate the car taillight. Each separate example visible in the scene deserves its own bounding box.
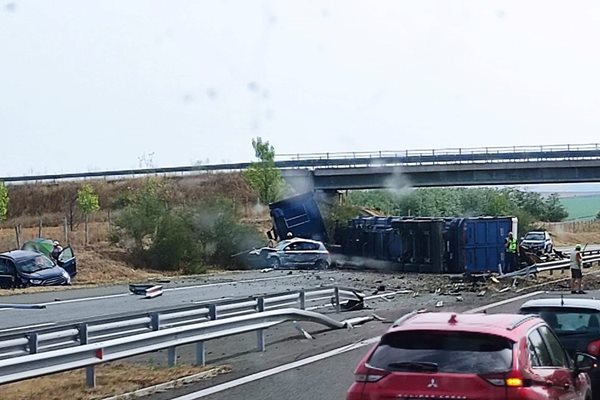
[587,340,600,356]
[354,364,389,383]
[481,372,525,387]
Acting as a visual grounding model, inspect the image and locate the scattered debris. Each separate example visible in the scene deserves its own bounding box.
[144,285,163,299]
[434,287,441,295]
[490,276,500,284]
[287,271,293,275]
[315,275,322,280]
[456,296,463,302]
[371,313,388,322]
[377,285,386,292]
[435,301,444,308]
[499,287,511,293]
[260,268,274,273]
[412,291,419,298]
[295,325,314,340]
[477,290,487,297]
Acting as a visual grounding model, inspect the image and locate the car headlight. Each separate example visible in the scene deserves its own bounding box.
[29,279,42,285]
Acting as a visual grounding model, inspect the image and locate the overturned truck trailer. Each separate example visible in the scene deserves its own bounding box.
[268,192,518,274]
[337,216,518,274]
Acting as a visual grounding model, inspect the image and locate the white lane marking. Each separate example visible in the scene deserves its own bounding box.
[464,290,545,314]
[167,292,547,400]
[169,337,381,400]
[5,274,322,308]
[0,322,55,333]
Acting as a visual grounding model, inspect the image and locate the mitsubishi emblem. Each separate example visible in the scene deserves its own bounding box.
[427,378,438,388]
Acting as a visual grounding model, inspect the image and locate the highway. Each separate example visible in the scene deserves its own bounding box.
[149,289,588,400]
[0,269,592,400]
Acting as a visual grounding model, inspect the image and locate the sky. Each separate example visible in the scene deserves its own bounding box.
[2,1,600,177]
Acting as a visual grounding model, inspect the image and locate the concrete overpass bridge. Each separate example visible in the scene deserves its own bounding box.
[2,143,600,191]
[278,144,600,191]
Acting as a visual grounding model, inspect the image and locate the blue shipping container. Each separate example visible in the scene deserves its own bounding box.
[458,217,516,274]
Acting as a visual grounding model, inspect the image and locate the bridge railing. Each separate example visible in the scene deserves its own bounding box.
[276,143,600,161]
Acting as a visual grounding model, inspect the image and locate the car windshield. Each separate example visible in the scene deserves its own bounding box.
[523,307,600,335]
[368,331,513,374]
[524,233,545,241]
[17,255,55,273]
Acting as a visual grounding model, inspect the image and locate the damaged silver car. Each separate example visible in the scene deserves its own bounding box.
[249,238,331,270]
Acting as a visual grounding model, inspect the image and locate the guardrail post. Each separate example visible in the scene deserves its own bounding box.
[150,313,160,331]
[257,297,265,312]
[209,304,217,320]
[78,323,96,388]
[86,366,96,388]
[27,333,38,354]
[299,291,306,310]
[334,287,341,313]
[195,341,206,366]
[168,347,177,367]
[256,329,266,352]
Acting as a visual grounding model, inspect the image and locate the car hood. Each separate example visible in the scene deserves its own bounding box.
[20,267,67,279]
[249,247,278,255]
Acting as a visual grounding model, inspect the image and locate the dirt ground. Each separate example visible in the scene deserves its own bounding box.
[0,363,230,400]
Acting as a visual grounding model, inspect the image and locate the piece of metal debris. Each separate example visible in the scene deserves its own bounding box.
[295,325,314,340]
[434,288,441,295]
[260,268,274,273]
[412,291,419,298]
[144,285,163,299]
[490,276,500,284]
[456,296,463,302]
[435,301,444,308]
[499,287,511,293]
[477,290,487,297]
[371,313,388,322]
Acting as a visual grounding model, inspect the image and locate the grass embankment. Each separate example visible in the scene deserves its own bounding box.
[0,363,230,400]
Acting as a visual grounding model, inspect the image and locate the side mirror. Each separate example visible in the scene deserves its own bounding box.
[520,237,524,241]
[574,352,598,374]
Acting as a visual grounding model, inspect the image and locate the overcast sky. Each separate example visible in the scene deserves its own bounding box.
[2,1,600,176]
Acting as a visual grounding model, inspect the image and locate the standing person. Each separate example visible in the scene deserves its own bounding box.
[504,232,518,273]
[51,240,63,262]
[570,244,585,294]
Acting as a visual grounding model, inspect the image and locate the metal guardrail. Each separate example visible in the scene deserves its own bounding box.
[0,308,368,387]
[2,143,600,183]
[0,286,360,362]
[501,251,600,278]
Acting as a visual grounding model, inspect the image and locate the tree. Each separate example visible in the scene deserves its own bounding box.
[243,137,284,204]
[0,181,8,222]
[542,193,569,222]
[77,184,100,244]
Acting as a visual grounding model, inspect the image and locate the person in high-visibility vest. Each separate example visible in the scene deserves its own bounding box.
[505,232,519,273]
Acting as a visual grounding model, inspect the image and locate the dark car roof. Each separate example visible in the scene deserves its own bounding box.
[521,298,600,311]
[389,312,543,342]
[0,250,44,262]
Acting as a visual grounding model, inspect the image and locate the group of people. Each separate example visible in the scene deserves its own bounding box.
[504,232,585,294]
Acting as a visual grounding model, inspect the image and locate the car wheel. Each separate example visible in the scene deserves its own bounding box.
[270,257,281,269]
[315,260,330,270]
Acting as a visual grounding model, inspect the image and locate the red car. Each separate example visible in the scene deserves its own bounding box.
[347,311,597,400]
